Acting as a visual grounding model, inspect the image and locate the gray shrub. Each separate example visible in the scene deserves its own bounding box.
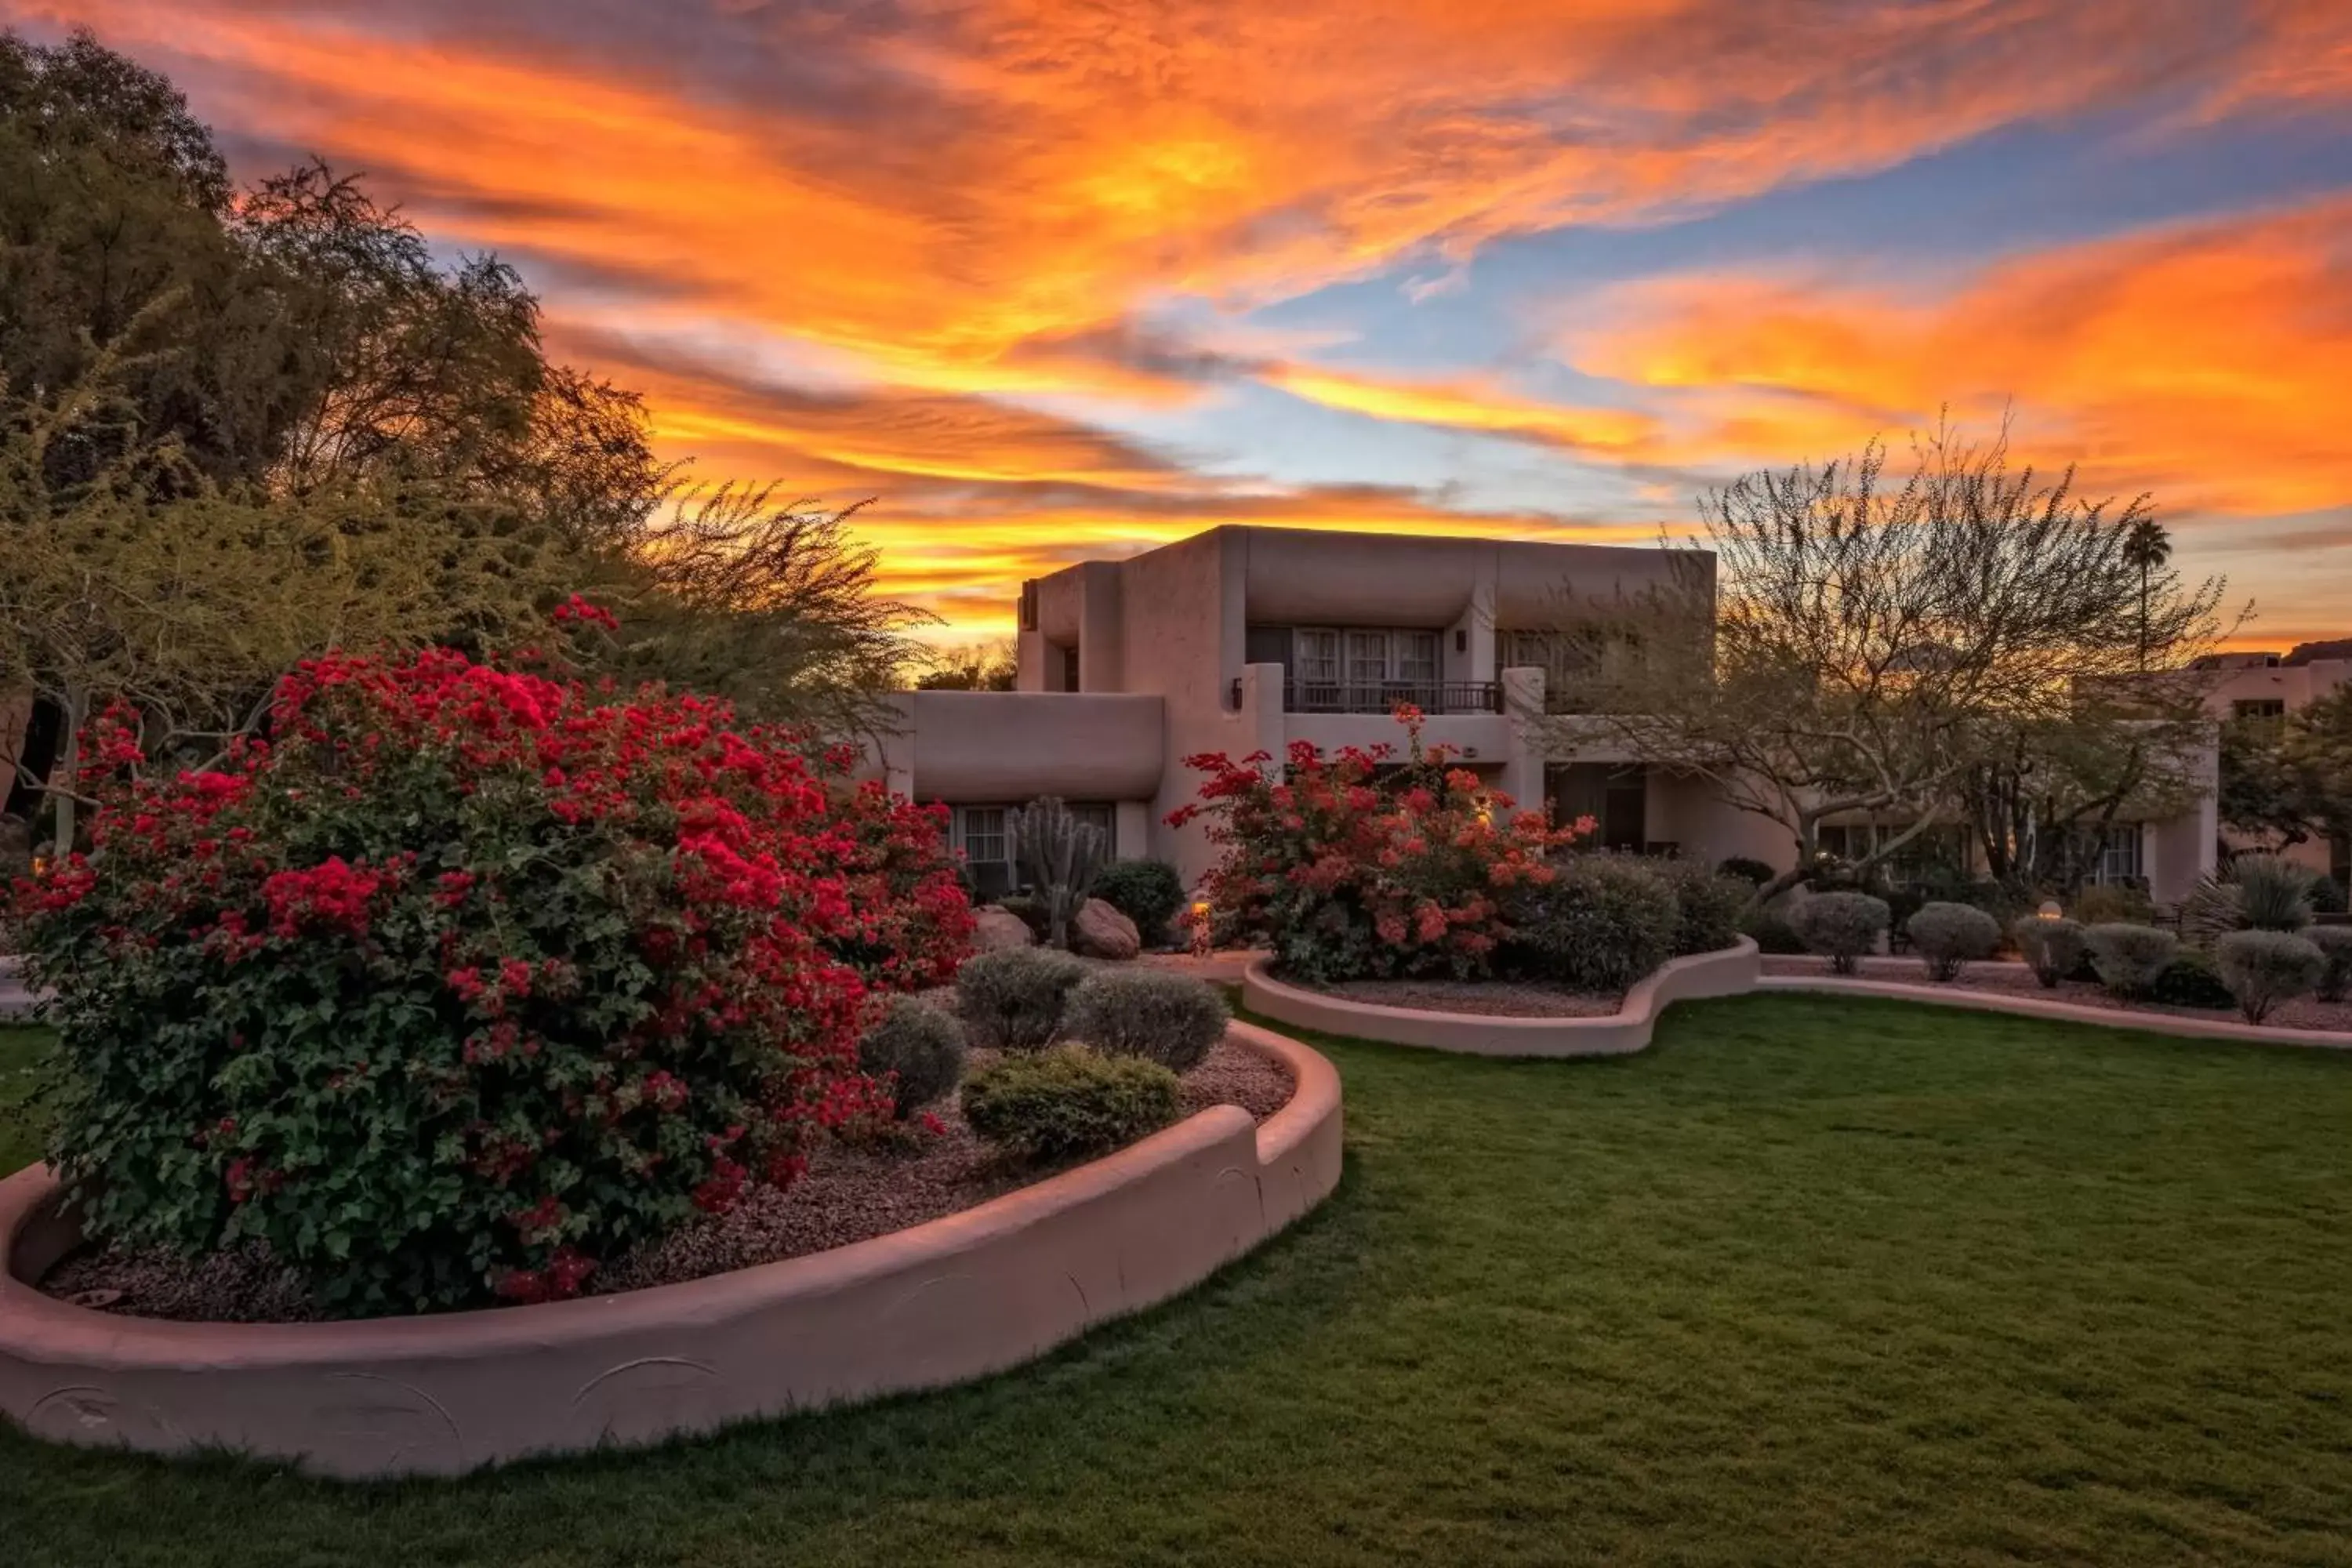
[1062,970,1229,1072]
[1788,891,1890,975]
[2011,916,2087,989]
[1906,901,2002,982]
[955,946,1090,1051]
[2215,930,2325,1024]
[2082,923,2178,999]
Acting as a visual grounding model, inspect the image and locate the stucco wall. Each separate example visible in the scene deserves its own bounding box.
[0,1022,1344,1479]
[874,691,1164,803]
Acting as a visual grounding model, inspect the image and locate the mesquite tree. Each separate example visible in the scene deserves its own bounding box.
[1541,423,2234,898]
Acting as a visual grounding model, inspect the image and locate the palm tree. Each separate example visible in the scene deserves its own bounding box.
[2122,518,2171,670]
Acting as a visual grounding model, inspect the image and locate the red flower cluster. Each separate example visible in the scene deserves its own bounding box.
[1170,705,1588,982]
[10,648,972,1316]
[550,594,620,632]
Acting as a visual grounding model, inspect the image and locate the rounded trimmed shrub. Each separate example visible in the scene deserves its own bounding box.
[1506,855,1679,993]
[2149,953,2236,1011]
[1738,904,1807,955]
[1906,901,2002,982]
[1062,970,1228,1072]
[1788,891,1890,975]
[858,997,967,1117]
[2308,925,2352,1004]
[2069,883,2154,927]
[9,652,966,1315]
[1089,858,1186,947]
[2310,877,2350,916]
[960,1046,1181,1166]
[955,946,1090,1051]
[1715,856,1776,887]
[2011,915,2087,989]
[1654,861,1752,957]
[2083,923,2179,999]
[2215,930,2325,1023]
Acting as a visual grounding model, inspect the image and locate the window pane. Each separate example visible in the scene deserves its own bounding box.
[958,807,1007,867]
[1346,630,1388,684]
[1293,629,1339,683]
[1072,802,1116,851]
[1396,630,1440,683]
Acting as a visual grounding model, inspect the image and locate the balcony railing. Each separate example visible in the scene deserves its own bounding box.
[1283,679,1501,715]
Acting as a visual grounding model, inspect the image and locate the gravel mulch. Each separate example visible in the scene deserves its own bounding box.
[1761,954,2352,1033]
[1301,976,1622,1018]
[37,1036,1296,1322]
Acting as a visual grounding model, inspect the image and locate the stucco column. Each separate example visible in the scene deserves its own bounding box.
[1500,666,1546,814]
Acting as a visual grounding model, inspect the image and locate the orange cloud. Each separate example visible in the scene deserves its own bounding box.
[1566,197,2352,517]
[7,0,2349,640]
[1260,365,1657,456]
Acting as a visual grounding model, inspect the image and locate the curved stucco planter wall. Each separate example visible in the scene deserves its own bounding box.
[1243,938,1761,1058]
[1756,974,2352,1050]
[0,1021,1341,1479]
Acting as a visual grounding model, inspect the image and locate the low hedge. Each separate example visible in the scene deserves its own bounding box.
[2084,923,2178,1000]
[1062,970,1228,1071]
[2011,916,2087,989]
[858,998,967,1117]
[955,947,1089,1051]
[1788,891,1889,975]
[960,1047,1181,1166]
[1089,859,1186,947]
[2215,930,2325,1024]
[1906,902,2001,982]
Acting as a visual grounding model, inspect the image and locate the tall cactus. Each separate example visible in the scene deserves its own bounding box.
[1010,796,1109,949]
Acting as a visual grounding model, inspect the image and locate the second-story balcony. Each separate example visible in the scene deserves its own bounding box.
[1283,679,1501,715]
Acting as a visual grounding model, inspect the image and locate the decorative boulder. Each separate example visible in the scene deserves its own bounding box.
[971,905,1038,953]
[1071,898,1142,960]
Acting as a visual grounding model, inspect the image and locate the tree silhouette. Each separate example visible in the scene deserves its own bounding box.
[2122,517,2172,670]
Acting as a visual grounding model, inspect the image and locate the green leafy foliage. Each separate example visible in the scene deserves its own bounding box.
[2230,855,2316,932]
[1905,902,2002,982]
[1788,891,1890,975]
[1738,903,1807,954]
[1089,858,1186,947]
[2306,926,2352,1004]
[1714,856,1776,886]
[8,652,968,1315]
[959,1046,1180,1167]
[1654,861,1752,956]
[1062,971,1229,1072]
[954,947,1089,1051]
[1504,855,1679,993]
[2148,953,2236,1011]
[857,998,967,1118]
[2215,931,2325,1024]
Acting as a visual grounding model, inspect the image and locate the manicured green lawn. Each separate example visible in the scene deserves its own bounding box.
[7,995,2352,1566]
[0,1026,49,1175]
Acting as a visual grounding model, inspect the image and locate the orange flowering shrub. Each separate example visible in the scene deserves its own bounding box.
[1168,706,1587,982]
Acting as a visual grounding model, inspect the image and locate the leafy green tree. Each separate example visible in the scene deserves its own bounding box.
[0,28,928,854]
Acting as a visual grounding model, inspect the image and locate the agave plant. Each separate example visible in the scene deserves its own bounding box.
[2230,854,2317,932]
[2180,854,2315,950]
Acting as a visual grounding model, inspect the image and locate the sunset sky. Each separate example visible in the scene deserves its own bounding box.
[10,1,2350,645]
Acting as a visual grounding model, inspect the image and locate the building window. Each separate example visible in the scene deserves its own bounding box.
[1071,801,1116,853]
[1291,626,1446,709]
[2233,699,2286,718]
[950,803,1116,895]
[1546,763,1647,851]
[1293,628,1341,686]
[2091,824,2143,885]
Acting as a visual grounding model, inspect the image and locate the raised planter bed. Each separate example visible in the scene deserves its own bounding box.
[0,1021,1342,1479]
[1758,959,2352,1049]
[1243,939,1761,1058]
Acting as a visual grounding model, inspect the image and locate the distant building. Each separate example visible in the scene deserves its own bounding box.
[869,525,2220,902]
[2192,643,2352,885]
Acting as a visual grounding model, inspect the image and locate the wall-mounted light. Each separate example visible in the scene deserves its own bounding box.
[1229,677,1244,711]
[1454,628,1468,653]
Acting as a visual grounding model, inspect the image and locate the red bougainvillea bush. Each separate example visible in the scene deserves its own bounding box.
[9,648,971,1315]
[1169,706,1586,983]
